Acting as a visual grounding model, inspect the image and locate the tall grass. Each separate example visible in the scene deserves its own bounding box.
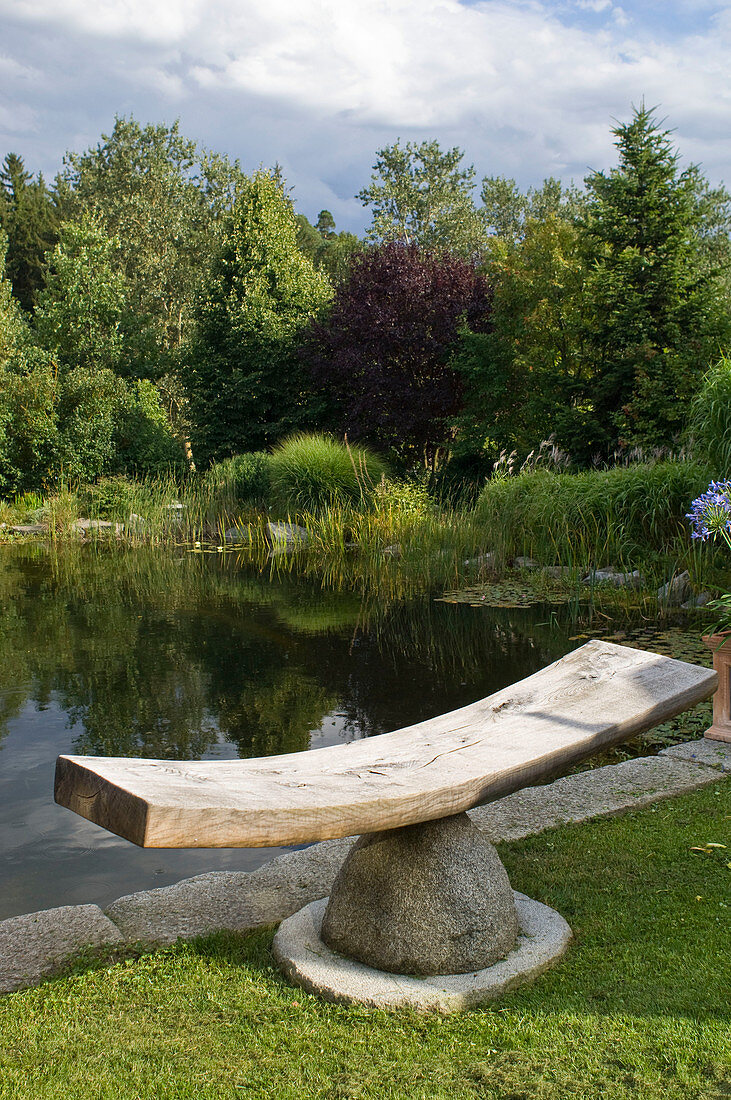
[687,354,731,475]
[475,460,713,582]
[3,454,726,600]
[269,433,388,514]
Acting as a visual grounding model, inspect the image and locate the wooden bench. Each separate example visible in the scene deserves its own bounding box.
[54,640,717,990]
[55,640,716,849]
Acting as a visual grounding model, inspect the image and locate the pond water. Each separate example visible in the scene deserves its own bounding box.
[0,543,687,921]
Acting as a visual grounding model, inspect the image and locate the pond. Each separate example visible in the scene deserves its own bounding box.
[0,544,706,921]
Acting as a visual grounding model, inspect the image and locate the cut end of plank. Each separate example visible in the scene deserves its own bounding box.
[54,755,150,847]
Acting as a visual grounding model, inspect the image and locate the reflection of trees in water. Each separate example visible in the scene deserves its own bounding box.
[218,669,337,758]
[326,599,575,744]
[0,544,581,762]
[0,547,351,758]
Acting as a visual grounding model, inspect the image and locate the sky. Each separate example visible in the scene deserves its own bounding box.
[1,0,731,233]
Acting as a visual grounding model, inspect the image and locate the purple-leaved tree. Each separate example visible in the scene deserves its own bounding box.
[306,242,491,469]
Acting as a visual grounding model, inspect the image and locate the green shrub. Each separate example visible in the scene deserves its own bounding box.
[201,453,272,511]
[56,367,127,484]
[476,460,712,570]
[115,380,185,478]
[0,357,59,496]
[372,476,433,519]
[687,354,731,475]
[269,433,388,515]
[77,475,146,520]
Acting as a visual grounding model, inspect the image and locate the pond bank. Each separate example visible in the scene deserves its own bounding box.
[2,737,728,995]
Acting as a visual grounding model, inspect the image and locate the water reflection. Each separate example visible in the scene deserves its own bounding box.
[0,544,577,918]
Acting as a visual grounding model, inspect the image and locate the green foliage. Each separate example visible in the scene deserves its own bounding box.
[0,357,59,496]
[0,235,59,494]
[76,475,141,519]
[1,226,183,492]
[371,476,433,519]
[269,432,388,514]
[34,218,143,376]
[115,380,185,477]
[295,211,361,283]
[687,355,731,475]
[0,153,59,310]
[481,175,584,242]
[56,366,128,483]
[187,170,333,465]
[200,452,272,510]
[476,460,712,571]
[61,117,247,354]
[358,139,487,256]
[453,213,593,461]
[582,104,731,454]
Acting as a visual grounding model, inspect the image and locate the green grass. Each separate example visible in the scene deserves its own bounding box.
[1,783,728,1099]
[476,461,715,585]
[269,433,389,515]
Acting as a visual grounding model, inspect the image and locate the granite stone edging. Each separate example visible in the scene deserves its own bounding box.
[1,738,729,994]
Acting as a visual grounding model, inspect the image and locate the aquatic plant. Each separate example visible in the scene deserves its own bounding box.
[476,460,713,582]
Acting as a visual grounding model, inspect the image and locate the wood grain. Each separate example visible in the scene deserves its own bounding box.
[54,640,717,849]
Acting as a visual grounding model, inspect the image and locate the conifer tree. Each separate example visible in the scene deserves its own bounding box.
[583,105,731,453]
[186,170,332,465]
[0,154,59,310]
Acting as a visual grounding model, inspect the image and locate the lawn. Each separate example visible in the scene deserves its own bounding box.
[0,782,728,1100]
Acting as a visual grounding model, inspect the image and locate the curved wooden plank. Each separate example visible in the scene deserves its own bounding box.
[54,641,717,849]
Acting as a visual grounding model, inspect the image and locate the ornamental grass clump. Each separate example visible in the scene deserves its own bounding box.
[687,355,731,475]
[269,433,388,516]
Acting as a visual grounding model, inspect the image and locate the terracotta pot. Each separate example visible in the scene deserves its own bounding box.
[701,634,731,743]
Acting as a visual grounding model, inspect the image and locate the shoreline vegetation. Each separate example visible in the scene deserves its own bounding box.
[0,448,727,611]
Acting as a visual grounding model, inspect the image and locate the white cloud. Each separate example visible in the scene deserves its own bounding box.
[0,0,205,43]
[575,0,613,11]
[0,0,730,228]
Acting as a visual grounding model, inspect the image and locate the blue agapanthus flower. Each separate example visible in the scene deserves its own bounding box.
[686,480,731,546]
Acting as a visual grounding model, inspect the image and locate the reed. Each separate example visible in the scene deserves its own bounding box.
[475,460,714,585]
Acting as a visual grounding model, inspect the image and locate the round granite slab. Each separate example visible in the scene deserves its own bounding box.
[272,891,572,1012]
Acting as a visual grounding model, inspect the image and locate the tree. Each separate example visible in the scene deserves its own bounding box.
[316,210,336,238]
[582,104,731,453]
[34,218,136,376]
[296,211,361,283]
[0,153,59,310]
[0,230,59,494]
[60,117,247,353]
[452,213,593,462]
[186,170,333,465]
[481,176,584,243]
[358,140,487,257]
[306,242,492,469]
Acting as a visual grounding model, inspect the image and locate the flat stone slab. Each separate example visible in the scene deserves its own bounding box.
[470,752,726,842]
[107,838,353,944]
[660,738,731,771]
[0,905,122,993]
[273,893,572,1011]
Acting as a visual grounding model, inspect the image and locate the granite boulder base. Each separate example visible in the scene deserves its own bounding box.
[321,813,519,976]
